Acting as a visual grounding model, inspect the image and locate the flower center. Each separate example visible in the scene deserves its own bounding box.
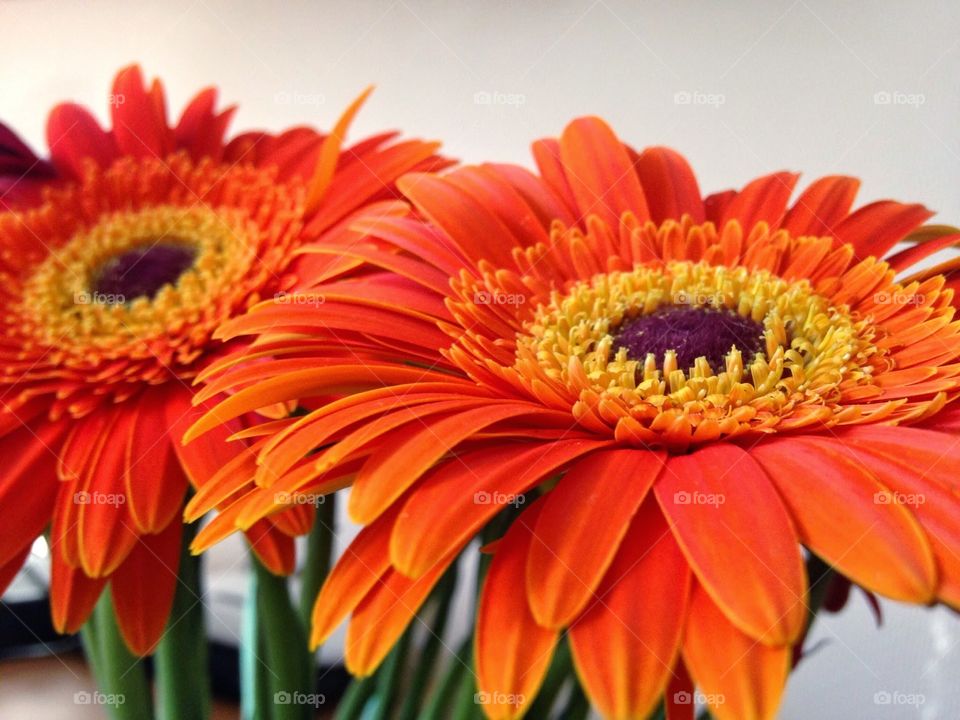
[93,242,197,302]
[612,305,766,373]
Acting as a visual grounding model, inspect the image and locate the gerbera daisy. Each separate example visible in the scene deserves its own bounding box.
[186,117,960,719]
[0,64,448,654]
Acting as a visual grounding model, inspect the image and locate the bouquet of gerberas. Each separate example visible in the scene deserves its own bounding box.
[3,66,960,720]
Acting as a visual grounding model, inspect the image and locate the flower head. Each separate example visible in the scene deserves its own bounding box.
[0,65,448,654]
[189,116,960,719]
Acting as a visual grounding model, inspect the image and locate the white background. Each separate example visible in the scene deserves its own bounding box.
[3,1,960,717]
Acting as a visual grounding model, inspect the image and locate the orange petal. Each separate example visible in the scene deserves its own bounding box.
[559,116,650,227]
[527,448,665,627]
[781,175,859,237]
[751,436,937,602]
[682,583,789,720]
[348,403,570,524]
[345,555,456,676]
[245,519,295,576]
[833,200,933,260]
[654,444,807,644]
[391,439,611,578]
[110,519,182,655]
[125,389,188,533]
[476,501,558,720]
[569,500,691,720]
[633,146,704,223]
[46,102,116,177]
[50,546,106,635]
[311,503,403,647]
[722,172,798,231]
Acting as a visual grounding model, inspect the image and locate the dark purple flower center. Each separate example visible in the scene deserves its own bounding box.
[93,242,196,302]
[612,305,766,372]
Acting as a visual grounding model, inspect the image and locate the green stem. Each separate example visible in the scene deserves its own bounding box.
[805,553,835,628]
[333,673,379,720]
[84,591,155,720]
[253,558,314,720]
[525,634,573,718]
[240,567,272,720]
[559,676,591,720]
[396,564,459,720]
[155,522,210,720]
[420,636,473,720]
[367,626,412,720]
[299,495,336,630]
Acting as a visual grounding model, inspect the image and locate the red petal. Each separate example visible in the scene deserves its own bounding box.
[46,103,116,178]
[655,444,806,644]
[110,65,171,158]
[559,116,650,227]
[50,546,106,634]
[722,172,799,231]
[833,200,934,260]
[781,175,860,237]
[476,501,558,720]
[111,520,182,655]
[751,436,937,602]
[245,519,295,575]
[682,583,789,720]
[527,448,665,627]
[633,146,704,223]
[569,500,691,720]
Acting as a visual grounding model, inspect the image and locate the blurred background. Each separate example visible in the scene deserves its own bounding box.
[2,0,959,717]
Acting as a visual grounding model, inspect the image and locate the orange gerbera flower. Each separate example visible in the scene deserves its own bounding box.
[187,117,960,719]
[0,64,448,654]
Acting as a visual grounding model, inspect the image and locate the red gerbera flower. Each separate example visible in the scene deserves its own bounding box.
[188,117,960,719]
[0,64,448,654]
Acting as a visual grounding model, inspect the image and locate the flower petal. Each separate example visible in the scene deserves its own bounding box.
[569,499,691,720]
[476,500,558,720]
[682,583,789,720]
[527,448,665,627]
[654,444,807,644]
